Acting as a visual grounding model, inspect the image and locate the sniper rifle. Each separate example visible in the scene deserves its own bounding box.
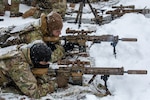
[106,5,150,19]
[61,34,137,58]
[43,33,137,58]
[47,60,147,95]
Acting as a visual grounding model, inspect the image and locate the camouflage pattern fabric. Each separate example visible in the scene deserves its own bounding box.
[51,0,67,18]
[51,44,65,62]
[24,0,67,18]
[0,0,5,16]
[1,27,65,62]
[10,0,20,17]
[22,0,37,6]
[0,70,8,86]
[19,29,65,62]
[1,28,43,47]
[0,45,57,99]
[19,29,43,43]
[30,0,53,18]
[33,8,52,19]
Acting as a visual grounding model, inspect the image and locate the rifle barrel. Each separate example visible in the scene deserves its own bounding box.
[84,67,147,75]
[84,67,124,75]
[120,38,137,41]
[124,70,147,74]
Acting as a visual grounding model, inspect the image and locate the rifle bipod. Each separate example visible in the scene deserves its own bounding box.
[88,74,111,95]
[0,19,4,21]
[75,0,101,28]
[101,75,111,95]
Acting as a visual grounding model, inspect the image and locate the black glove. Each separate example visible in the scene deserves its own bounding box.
[46,42,57,51]
[63,42,75,52]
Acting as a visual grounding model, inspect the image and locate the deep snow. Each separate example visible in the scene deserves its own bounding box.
[0,0,150,100]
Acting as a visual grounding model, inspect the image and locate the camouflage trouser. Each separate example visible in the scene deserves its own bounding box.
[22,0,37,6]
[36,0,67,18]
[0,0,5,15]
[52,2,67,18]
[32,8,52,19]
[0,70,8,86]
[50,0,67,18]
[10,0,21,17]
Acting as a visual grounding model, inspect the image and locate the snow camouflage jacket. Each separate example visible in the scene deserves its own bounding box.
[0,44,57,99]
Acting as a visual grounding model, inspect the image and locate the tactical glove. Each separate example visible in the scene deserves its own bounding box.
[56,76,68,88]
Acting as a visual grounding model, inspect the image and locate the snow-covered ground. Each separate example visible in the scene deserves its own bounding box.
[0,0,150,100]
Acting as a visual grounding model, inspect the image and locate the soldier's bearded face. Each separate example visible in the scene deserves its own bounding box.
[52,29,62,37]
